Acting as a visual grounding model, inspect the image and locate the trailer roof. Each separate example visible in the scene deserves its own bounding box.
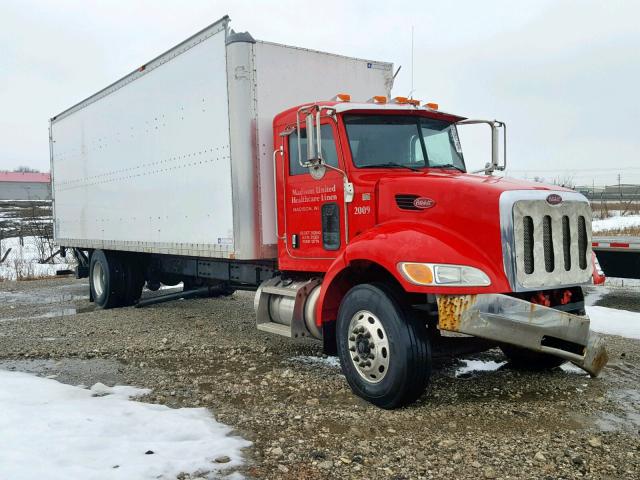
[50,16,394,125]
[50,15,231,123]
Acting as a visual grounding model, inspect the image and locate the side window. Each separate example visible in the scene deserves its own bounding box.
[288,124,339,176]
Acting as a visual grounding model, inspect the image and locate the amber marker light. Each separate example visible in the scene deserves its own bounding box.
[399,262,434,285]
[368,95,388,104]
[333,93,351,102]
[391,96,409,104]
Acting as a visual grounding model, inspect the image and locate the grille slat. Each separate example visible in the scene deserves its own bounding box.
[562,216,571,271]
[523,216,534,274]
[543,215,554,272]
[578,216,588,270]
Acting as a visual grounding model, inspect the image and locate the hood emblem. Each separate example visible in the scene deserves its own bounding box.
[546,194,563,205]
[413,197,436,210]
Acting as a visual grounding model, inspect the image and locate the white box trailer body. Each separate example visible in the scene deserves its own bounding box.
[50,16,393,260]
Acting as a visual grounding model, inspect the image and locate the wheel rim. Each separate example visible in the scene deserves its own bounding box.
[92,262,105,297]
[347,310,390,384]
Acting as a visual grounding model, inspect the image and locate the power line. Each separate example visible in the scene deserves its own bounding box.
[506,165,640,173]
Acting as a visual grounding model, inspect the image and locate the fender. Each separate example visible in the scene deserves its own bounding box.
[316,221,511,326]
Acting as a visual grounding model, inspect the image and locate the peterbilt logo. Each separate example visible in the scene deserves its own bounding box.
[546,194,563,205]
[413,197,436,209]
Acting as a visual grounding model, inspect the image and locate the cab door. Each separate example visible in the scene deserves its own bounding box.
[282,121,345,267]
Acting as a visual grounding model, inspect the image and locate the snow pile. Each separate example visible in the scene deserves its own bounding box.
[586,306,640,339]
[0,236,71,280]
[592,215,640,233]
[0,371,249,480]
[455,359,506,377]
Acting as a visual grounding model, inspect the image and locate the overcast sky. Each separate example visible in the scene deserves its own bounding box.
[1,0,638,186]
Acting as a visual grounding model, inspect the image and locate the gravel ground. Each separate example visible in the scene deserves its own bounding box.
[1,278,639,479]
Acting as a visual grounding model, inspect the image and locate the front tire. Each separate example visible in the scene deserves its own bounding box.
[336,283,431,409]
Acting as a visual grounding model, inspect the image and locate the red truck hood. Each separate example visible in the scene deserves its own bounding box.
[376,170,572,224]
[374,171,573,287]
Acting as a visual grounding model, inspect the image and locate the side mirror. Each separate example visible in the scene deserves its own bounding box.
[306,113,317,162]
[456,119,506,175]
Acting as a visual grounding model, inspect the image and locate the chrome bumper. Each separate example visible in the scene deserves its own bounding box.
[437,294,608,376]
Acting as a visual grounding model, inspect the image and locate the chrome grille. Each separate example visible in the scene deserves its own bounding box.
[511,198,592,289]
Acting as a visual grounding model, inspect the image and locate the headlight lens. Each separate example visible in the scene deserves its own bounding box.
[398,262,491,287]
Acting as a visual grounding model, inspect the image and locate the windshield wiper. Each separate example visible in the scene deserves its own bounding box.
[361,162,422,172]
[431,163,465,173]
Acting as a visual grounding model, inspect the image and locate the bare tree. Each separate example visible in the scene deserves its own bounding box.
[13,166,40,173]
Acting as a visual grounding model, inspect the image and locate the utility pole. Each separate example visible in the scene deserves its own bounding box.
[618,173,622,201]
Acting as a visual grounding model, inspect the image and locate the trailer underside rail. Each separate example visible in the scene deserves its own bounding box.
[593,236,640,279]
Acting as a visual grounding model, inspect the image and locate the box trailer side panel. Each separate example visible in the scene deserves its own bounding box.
[51,19,236,258]
[251,41,394,247]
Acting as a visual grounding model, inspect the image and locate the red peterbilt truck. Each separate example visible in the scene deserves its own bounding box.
[50,17,607,408]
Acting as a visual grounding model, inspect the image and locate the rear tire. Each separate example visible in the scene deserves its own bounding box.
[336,283,431,409]
[501,345,566,370]
[89,250,125,309]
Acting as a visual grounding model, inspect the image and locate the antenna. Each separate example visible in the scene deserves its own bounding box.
[409,26,415,98]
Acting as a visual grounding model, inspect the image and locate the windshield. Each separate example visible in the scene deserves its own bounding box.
[343,115,465,171]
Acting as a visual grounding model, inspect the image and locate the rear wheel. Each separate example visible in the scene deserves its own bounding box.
[89,250,144,308]
[90,250,125,309]
[336,283,431,409]
[501,345,566,370]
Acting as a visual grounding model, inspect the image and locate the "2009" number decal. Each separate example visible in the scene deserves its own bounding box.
[354,206,371,215]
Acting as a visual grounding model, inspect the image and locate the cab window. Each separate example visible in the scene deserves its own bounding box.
[288,125,339,175]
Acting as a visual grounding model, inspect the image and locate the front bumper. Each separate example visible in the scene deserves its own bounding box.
[437,294,608,376]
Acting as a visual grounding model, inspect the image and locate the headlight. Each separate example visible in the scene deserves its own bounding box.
[398,262,491,287]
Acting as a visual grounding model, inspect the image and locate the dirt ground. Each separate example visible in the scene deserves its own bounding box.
[1,278,639,479]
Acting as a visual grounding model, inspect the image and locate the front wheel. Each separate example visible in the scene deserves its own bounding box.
[336,283,431,409]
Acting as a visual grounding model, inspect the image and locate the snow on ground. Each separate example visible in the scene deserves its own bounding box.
[586,306,640,340]
[560,363,590,375]
[454,359,506,377]
[0,371,249,480]
[289,355,341,369]
[0,236,71,280]
[592,214,640,233]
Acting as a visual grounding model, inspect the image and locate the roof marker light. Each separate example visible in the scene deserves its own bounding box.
[333,93,351,102]
[425,102,439,110]
[391,96,409,104]
[368,95,387,104]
